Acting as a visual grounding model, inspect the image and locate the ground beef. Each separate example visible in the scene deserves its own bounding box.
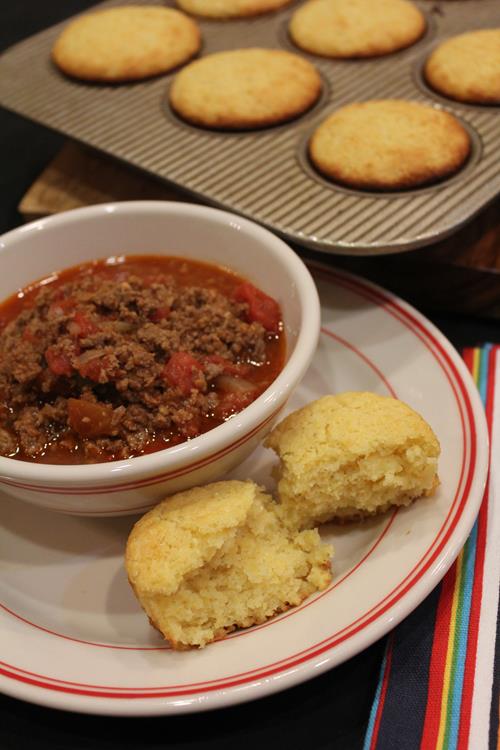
[0,258,284,463]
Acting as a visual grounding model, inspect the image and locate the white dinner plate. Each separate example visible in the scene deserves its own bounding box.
[0,265,488,716]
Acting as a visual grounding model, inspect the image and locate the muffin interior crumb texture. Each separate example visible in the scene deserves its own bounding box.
[126,480,332,648]
[265,392,440,529]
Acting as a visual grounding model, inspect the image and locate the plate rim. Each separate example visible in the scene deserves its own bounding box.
[0,265,489,715]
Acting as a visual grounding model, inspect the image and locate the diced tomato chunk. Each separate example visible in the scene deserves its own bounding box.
[44,346,73,377]
[149,306,170,323]
[233,282,281,333]
[77,355,114,383]
[162,352,203,396]
[203,354,250,377]
[67,398,115,438]
[70,311,97,338]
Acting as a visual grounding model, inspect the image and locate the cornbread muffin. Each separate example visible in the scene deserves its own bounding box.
[289,0,425,58]
[126,480,332,648]
[51,6,201,83]
[265,392,440,529]
[176,0,292,18]
[169,48,322,129]
[424,30,500,104]
[309,99,470,190]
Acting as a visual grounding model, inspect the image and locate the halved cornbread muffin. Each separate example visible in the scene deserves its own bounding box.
[266,392,440,529]
[126,480,333,648]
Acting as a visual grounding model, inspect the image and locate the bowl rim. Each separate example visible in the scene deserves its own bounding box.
[0,201,320,486]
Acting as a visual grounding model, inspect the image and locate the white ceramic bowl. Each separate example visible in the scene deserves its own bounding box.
[0,201,320,516]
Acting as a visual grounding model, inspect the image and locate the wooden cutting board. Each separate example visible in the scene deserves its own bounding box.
[19,142,500,318]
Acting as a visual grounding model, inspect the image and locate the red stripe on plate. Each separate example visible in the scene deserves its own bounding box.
[320,328,396,397]
[0,510,397,687]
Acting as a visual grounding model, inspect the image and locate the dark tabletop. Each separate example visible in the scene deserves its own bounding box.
[1,3,499,749]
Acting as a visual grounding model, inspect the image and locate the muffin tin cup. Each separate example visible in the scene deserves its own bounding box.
[162,70,332,136]
[0,0,499,255]
[296,111,484,201]
[413,39,500,110]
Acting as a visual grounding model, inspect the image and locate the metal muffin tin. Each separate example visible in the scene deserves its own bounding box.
[0,0,499,255]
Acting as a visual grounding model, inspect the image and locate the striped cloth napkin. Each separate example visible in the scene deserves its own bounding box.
[364,345,499,750]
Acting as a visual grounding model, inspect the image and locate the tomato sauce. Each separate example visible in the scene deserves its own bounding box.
[0,255,286,464]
